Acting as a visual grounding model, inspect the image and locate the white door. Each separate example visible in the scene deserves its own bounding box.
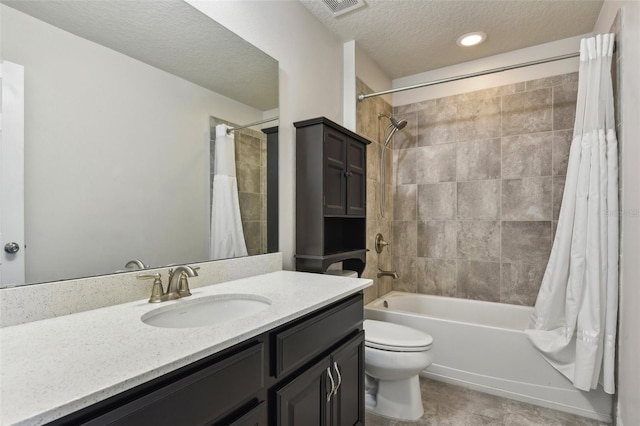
[0,60,25,287]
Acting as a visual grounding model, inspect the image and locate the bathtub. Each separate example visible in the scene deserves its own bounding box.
[365,291,612,422]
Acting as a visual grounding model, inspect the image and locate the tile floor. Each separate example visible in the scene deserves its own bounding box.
[365,378,611,426]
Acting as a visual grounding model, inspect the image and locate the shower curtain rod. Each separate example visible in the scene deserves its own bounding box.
[357,52,580,102]
[227,116,279,134]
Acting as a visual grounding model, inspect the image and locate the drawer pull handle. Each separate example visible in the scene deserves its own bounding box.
[333,362,342,394]
[326,367,336,401]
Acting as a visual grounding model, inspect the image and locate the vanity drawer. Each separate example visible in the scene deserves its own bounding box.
[227,401,267,426]
[82,342,264,426]
[274,293,363,377]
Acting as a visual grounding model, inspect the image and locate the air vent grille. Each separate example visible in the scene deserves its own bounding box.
[321,0,366,17]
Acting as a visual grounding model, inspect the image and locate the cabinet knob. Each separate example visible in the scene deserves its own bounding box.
[344,171,353,177]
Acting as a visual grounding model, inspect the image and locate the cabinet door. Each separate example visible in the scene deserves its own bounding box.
[276,356,332,426]
[323,128,347,215]
[330,332,365,426]
[345,140,366,217]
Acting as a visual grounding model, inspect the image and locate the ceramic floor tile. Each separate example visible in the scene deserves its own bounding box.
[365,378,610,425]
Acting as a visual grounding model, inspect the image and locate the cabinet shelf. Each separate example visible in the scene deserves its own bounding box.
[295,250,366,275]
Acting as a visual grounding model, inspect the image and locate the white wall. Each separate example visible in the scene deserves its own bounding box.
[344,41,393,131]
[343,40,357,131]
[392,35,586,106]
[355,43,392,104]
[594,3,640,425]
[187,1,345,270]
[1,5,263,283]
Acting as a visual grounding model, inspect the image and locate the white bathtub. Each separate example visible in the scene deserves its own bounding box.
[365,291,612,422]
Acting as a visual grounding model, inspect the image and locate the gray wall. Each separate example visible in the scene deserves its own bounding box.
[389,73,578,305]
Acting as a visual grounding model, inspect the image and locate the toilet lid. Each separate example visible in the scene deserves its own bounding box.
[364,320,433,352]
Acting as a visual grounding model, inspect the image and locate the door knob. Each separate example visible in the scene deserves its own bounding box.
[4,242,20,254]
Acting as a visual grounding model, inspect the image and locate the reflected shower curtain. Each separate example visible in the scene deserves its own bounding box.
[210,124,248,260]
[526,34,618,394]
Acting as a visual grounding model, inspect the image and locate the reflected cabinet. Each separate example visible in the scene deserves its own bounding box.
[294,117,370,276]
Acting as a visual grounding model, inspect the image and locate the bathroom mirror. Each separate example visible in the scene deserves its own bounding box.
[0,0,279,286]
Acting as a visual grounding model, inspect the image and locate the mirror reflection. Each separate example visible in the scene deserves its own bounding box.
[0,0,279,286]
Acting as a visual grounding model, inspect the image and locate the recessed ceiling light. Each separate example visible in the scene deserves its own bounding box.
[457,32,487,47]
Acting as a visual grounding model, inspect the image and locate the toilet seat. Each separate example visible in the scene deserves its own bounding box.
[364,320,433,352]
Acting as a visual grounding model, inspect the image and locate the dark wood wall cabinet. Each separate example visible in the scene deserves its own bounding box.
[294,117,370,276]
[49,292,365,426]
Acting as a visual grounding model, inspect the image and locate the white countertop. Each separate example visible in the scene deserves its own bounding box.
[0,271,371,426]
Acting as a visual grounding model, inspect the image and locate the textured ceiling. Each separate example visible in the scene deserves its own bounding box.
[3,0,278,111]
[300,0,604,79]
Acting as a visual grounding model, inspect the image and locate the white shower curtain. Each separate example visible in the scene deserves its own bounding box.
[525,34,618,394]
[210,124,248,260]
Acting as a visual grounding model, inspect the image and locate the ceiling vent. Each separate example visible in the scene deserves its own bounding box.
[322,0,366,17]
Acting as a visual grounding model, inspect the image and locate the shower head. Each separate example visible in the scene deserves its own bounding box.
[391,116,408,130]
[379,113,407,131]
[379,113,408,149]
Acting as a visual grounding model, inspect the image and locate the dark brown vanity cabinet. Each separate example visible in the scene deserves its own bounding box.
[49,292,364,426]
[294,118,370,276]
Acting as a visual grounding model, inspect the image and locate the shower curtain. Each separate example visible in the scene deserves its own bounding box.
[526,34,618,394]
[210,124,248,260]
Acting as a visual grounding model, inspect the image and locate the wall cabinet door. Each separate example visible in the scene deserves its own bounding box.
[345,140,366,217]
[323,127,366,217]
[323,128,348,216]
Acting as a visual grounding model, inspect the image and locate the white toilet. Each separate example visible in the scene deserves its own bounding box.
[363,319,434,421]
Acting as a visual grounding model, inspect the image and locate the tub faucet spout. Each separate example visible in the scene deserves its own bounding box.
[377,269,399,279]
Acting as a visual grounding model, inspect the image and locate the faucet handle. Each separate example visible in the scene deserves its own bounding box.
[137,273,164,303]
[177,273,192,297]
[177,267,200,297]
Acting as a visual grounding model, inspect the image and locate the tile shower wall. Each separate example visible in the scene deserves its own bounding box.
[391,73,578,305]
[356,79,394,304]
[210,118,268,255]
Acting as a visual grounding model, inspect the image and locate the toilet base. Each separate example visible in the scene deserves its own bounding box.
[365,375,424,421]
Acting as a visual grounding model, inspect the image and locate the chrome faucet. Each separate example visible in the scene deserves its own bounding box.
[137,265,199,303]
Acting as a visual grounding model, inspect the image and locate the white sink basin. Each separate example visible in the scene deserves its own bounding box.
[141,294,272,328]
